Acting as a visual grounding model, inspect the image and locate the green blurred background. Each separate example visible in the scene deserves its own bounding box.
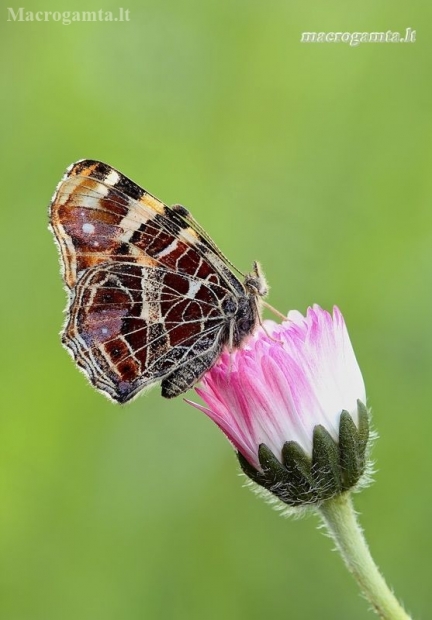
[1,1,431,618]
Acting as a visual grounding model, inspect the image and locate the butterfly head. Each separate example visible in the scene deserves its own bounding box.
[244,261,268,298]
[225,262,268,349]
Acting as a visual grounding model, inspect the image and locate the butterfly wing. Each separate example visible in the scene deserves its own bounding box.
[49,160,260,402]
[49,160,244,296]
[64,262,237,402]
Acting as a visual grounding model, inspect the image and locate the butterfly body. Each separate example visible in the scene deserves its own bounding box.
[49,160,267,403]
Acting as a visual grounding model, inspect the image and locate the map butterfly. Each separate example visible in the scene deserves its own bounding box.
[49,160,268,403]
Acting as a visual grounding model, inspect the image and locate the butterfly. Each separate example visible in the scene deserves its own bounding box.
[49,160,268,403]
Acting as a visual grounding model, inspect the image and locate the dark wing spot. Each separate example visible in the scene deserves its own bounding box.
[90,162,113,181]
[114,175,145,200]
[171,204,190,217]
[115,242,130,255]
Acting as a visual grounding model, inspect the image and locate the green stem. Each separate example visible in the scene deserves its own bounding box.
[318,493,411,620]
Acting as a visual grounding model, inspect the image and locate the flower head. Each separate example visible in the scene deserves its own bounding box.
[188,305,370,507]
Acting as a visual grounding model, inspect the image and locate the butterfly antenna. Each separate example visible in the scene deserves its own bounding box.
[262,300,287,321]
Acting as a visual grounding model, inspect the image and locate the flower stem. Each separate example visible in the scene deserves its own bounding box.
[318,493,412,620]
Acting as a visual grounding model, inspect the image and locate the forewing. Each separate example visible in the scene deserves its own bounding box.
[64,262,233,402]
[49,160,244,297]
